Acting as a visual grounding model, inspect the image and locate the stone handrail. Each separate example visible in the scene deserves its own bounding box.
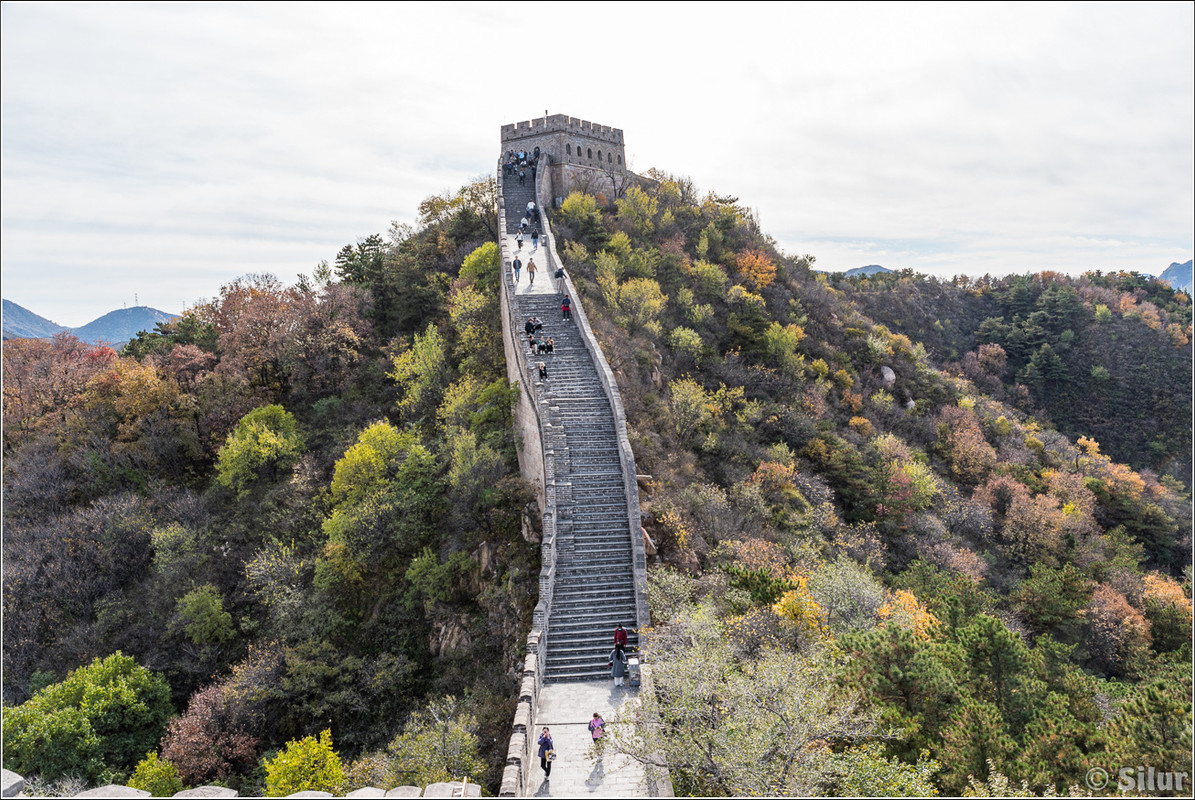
[533,164,651,637]
[496,158,558,798]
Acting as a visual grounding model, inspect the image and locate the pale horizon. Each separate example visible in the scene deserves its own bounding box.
[3,2,1192,327]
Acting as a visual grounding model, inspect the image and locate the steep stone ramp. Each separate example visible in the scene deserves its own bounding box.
[497,152,656,796]
[512,291,640,680]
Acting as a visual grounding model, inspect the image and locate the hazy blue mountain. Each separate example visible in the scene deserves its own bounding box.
[1159,259,1193,294]
[71,306,178,345]
[843,264,893,278]
[2,299,69,340]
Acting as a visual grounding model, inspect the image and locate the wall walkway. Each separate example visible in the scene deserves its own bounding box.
[495,158,662,797]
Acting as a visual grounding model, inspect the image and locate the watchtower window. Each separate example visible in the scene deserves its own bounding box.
[617,155,622,164]
[608,153,612,163]
[566,144,571,155]
[587,148,592,159]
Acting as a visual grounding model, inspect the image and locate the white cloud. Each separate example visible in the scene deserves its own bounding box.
[2,1,1191,325]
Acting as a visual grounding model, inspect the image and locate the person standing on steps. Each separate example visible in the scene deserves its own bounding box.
[562,294,572,321]
[614,623,628,657]
[538,362,548,380]
[531,228,540,250]
[608,647,628,687]
[537,727,554,780]
[589,713,606,758]
[527,258,537,285]
[554,265,566,292]
[512,255,522,284]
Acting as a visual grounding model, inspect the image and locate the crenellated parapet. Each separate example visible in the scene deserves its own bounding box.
[501,113,629,204]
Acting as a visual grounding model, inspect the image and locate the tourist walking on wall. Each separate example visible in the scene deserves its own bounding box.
[538,727,555,779]
[527,258,537,285]
[516,230,524,249]
[531,228,540,250]
[589,713,606,758]
[613,623,628,656]
[512,255,522,284]
[562,295,572,321]
[518,168,526,186]
[608,647,628,687]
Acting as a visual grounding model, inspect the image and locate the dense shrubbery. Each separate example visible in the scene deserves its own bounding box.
[2,181,537,792]
[553,174,1191,795]
[3,168,1189,796]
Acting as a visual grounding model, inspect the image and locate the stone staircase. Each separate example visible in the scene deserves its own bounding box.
[501,166,641,683]
[513,292,641,681]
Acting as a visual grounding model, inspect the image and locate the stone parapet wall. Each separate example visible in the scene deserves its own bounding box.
[534,183,651,639]
[0,769,466,799]
[501,114,623,147]
[496,159,558,798]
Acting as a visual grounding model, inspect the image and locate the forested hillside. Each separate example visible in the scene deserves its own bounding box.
[829,268,1192,477]
[3,169,1191,797]
[3,180,537,794]
[548,173,1193,795]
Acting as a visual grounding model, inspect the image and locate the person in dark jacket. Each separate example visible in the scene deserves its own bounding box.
[537,726,554,778]
[608,647,628,687]
[614,623,628,656]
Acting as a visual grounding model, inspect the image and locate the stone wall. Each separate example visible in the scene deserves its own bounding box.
[0,768,475,799]
[501,114,628,203]
[536,189,650,639]
[494,149,651,795]
[495,159,559,798]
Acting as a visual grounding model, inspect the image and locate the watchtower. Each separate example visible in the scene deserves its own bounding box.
[500,113,628,205]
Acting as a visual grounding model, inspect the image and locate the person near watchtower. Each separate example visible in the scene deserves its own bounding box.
[608,647,629,687]
[613,623,628,656]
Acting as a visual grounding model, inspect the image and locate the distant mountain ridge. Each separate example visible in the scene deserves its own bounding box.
[843,264,893,278]
[1159,259,1193,294]
[1,299,69,339]
[2,299,178,345]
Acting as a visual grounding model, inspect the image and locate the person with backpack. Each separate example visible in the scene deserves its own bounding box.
[589,712,606,758]
[561,295,572,321]
[554,265,566,292]
[531,228,540,250]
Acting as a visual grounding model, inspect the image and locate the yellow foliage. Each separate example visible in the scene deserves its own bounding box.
[1143,573,1192,621]
[735,249,777,291]
[848,416,875,438]
[877,590,940,639]
[659,509,693,553]
[772,575,828,637]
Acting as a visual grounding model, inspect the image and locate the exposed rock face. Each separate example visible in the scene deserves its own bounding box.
[522,500,542,543]
[881,365,896,387]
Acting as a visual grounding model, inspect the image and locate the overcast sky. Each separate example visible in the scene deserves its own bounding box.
[2,2,1192,327]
